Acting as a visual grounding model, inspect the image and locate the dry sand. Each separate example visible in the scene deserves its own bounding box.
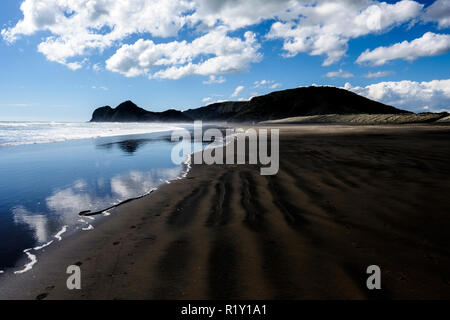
[1,124,450,300]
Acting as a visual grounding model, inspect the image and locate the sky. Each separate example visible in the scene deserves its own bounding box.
[0,0,449,121]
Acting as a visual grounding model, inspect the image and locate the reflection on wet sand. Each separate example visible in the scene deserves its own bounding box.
[96,139,150,154]
[111,168,181,198]
[12,167,182,246]
[12,206,49,243]
[95,134,172,154]
[1,130,187,271]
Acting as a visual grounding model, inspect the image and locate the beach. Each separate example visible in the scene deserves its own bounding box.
[1,124,450,300]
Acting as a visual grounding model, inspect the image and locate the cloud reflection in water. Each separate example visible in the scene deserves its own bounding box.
[12,206,49,243]
[12,167,182,245]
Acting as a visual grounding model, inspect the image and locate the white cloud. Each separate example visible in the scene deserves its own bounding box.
[267,0,423,66]
[357,32,450,66]
[231,85,245,98]
[201,96,226,105]
[325,69,354,78]
[2,0,271,74]
[65,61,83,70]
[344,79,450,112]
[0,0,426,74]
[253,80,282,89]
[364,70,393,78]
[270,83,282,89]
[190,0,301,30]
[202,75,226,84]
[423,0,450,29]
[1,0,194,69]
[106,29,261,79]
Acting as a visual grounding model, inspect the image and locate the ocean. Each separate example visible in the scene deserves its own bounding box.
[0,122,196,274]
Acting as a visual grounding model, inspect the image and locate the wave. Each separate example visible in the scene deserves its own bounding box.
[0,122,185,147]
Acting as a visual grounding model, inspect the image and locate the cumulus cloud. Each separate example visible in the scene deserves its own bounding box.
[423,0,450,29]
[106,29,261,79]
[190,0,299,30]
[344,79,450,112]
[267,0,423,66]
[1,0,426,74]
[364,70,393,78]
[357,32,450,66]
[1,0,270,73]
[1,0,194,69]
[325,69,354,78]
[231,85,245,98]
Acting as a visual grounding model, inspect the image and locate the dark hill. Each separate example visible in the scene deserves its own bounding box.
[232,86,408,121]
[183,101,247,121]
[183,86,407,122]
[90,86,410,123]
[90,100,191,122]
[143,109,192,122]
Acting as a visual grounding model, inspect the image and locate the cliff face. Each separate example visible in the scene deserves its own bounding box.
[90,106,114,122]
[90,86,410,123]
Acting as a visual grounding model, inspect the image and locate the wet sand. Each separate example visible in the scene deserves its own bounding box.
[1,124,450,299]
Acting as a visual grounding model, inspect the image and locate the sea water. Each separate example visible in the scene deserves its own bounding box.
[0,122,195,273]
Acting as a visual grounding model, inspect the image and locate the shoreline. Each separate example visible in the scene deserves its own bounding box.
[0,123,225,277]
[1,124,450,299]
[76,150,196,218]
[0,152,190,277]
[0,125,205,275]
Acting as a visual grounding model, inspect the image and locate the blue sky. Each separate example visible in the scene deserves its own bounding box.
[0,0,449,121]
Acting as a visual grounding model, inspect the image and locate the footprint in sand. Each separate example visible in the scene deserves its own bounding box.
[36,284,56,300]
[36,293,49,300]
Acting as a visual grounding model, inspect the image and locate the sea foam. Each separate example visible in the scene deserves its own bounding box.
[54,226,68,241]
[14,249,37,274]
